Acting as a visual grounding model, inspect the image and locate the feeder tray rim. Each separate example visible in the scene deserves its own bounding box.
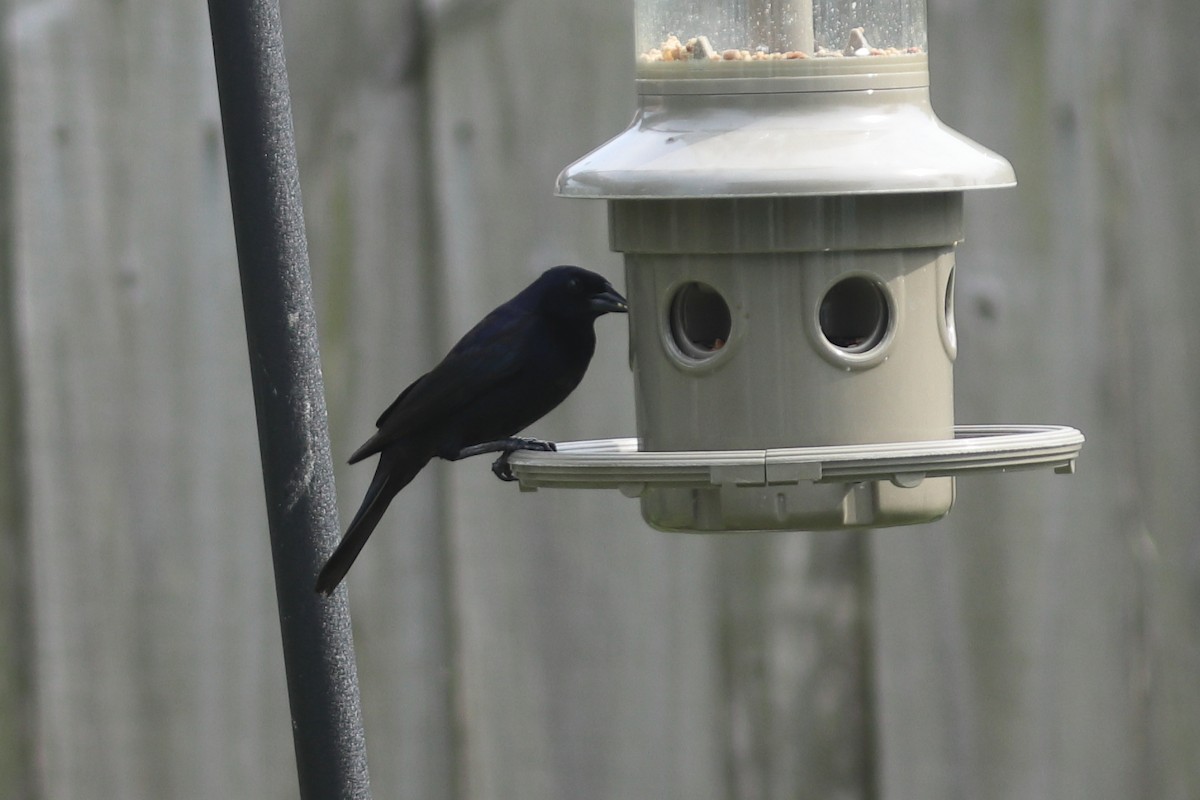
[507,424,1084,492]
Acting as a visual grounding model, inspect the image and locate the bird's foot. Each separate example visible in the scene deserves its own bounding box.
[491,438,557,482]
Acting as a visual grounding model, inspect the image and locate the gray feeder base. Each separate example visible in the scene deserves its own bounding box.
[507,424,1083,532]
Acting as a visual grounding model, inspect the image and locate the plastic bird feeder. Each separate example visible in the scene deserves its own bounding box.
[508,0,1083,531]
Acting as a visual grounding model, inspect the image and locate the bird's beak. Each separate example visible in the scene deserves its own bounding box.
[590,285,629,314]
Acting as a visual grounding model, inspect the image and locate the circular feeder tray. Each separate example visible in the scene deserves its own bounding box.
[507,424,1084,496]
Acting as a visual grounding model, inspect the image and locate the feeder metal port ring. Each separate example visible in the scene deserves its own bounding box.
[506,424,1084,494]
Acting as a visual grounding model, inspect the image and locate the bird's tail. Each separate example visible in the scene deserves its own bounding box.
[315,448,431,595]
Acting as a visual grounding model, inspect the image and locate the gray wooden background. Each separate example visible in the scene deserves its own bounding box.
[1,0,1197,797]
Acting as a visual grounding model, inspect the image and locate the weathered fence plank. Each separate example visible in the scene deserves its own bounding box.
[280,1,461,797]
[6,0,295,796]
[0,1,33,793]
[415,2,732,797]
[874,0,1200,797]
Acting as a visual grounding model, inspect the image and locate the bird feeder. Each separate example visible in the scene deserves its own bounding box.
[508,0,1083,531]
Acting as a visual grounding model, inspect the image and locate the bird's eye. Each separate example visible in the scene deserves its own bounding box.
[567,277,580,291]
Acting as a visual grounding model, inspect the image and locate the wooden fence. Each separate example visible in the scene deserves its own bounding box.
[0,0,1197,797]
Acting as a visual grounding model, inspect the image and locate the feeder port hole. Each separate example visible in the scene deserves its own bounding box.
[941,264,957,359]
[818,274,892,354]
[668,281,732,361]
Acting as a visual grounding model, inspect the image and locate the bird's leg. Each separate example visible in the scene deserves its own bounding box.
[489,439,557,482]
[445,437,557,482]
[449,437,557,460]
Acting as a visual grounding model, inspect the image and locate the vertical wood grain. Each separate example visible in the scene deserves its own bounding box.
[874,0,1200,797]
[0,0,35,794]
[279,0,459,797]
[421,2,730,798]
[7,0,295,796]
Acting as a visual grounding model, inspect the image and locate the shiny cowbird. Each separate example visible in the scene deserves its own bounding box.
[315,265,628,594]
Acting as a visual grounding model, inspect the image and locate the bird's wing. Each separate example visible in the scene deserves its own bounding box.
[373,371,428,429]
[348,305,538,463]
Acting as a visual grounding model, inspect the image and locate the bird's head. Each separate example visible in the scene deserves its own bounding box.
[533,265,628,321]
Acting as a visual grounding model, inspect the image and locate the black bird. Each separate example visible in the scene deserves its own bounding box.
[315,265,628,595]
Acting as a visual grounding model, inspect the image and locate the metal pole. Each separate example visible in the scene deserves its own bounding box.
[205,2,371,797]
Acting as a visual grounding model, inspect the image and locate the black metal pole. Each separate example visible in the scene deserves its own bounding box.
[205,2,371,797]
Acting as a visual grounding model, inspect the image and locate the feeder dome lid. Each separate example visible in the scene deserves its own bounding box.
[557,86,1015,199]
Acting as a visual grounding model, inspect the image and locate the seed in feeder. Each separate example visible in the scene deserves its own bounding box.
[639,29,921,64]
[692,35,716,60]
[660,33,685,61]
[845,27,872,57]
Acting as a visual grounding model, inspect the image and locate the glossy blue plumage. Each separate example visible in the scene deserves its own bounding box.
[316,266,627,594]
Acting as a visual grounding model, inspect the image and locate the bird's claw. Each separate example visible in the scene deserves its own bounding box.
[515,438,557,453]
[491,439,557,482]
[491,455,518,482]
